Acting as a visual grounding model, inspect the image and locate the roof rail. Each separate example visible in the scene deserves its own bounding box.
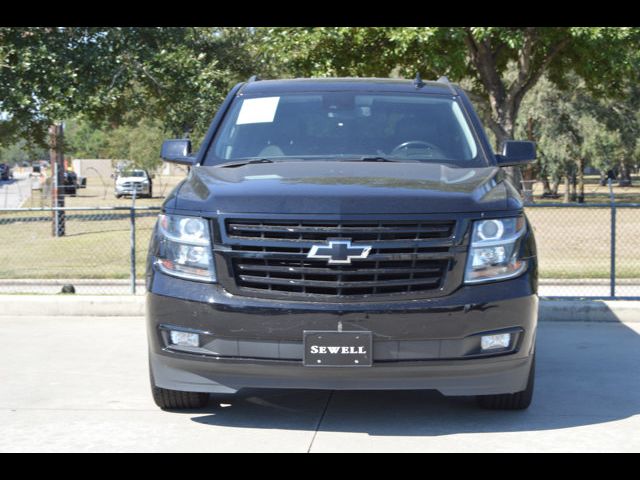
[247,75,261,82]
[437,75,457,95]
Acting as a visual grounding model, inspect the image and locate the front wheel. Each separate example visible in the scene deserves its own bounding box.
[149,363,209,410]
[476,354,535,410]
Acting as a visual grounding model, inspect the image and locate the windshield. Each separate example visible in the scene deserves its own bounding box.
[204,92,485,167]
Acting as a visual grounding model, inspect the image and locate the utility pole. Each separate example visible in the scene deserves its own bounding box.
[49,123,65,237]
[521,117,536,203]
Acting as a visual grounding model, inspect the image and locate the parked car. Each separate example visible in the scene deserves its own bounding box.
[62,170,78,196]
[0,163,13,181]
[147,76,539,411]
[114,169,152,198]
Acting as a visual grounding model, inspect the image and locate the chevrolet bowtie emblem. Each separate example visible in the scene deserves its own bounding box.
[307,239,372,264]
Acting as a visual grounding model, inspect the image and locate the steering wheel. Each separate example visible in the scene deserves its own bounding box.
[390,140,443,158]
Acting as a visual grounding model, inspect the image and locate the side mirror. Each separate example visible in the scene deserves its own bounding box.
[161,139,196,165]
[496,141,536,167]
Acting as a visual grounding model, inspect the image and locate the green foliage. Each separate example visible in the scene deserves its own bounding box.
[256,27,400,78]
[2,26,639,185]
[0,139,47,165]
[105,118,166,172]
[64,118,110,159]
[517,74,639,180]
[64,116,166,172]
[0,27,254,147]
[255,27,640,145]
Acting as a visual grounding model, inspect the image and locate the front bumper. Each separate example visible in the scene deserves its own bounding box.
[116,183,150,195]
[147,267,538,396]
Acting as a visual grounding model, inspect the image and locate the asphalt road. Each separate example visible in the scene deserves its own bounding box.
[0,316,639,452]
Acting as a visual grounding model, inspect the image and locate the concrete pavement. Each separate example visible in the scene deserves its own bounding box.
[0,315,638,452]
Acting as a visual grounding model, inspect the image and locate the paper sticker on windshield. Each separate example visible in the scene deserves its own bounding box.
[236,97,280,125]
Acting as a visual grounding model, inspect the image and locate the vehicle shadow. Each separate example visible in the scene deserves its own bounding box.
[186,317,640,437]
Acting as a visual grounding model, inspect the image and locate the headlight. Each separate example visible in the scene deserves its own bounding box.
[464,216,527,284]
[155,214,216,282]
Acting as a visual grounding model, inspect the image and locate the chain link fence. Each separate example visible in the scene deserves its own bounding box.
[527,203,640,298]
[0,206,160,294]
[0,203,639,297]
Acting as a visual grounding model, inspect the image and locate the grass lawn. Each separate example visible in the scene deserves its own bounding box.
[0,212,157,279]
[1,170,184,280]
[527,207,640,279]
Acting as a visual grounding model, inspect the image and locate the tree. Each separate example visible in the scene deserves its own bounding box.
[1,27,255,235]
[0,27,181,236]
[517,74,640,202]
[585,82,640,186]
[0,27,255,147]
[0,139,47,165]
[64,117,110,159]
[255,27,640,186]
[103,118,167,173]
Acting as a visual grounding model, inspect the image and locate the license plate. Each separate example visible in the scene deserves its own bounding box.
[303,331,373,367]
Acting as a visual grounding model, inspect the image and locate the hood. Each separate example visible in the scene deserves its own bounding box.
[173,161,521,215]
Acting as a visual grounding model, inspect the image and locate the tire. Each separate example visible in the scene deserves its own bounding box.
[476,354,535,410]
[115,194,122,199]
[149,363,209,410]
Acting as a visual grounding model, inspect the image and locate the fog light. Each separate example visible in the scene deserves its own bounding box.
[169,330,199,347]
[481,333,511,351]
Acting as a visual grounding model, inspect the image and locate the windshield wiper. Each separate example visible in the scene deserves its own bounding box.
[358,156,398,162]
[218,158,279,168]
[334,156,401,163]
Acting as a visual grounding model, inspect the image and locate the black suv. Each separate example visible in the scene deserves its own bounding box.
[0,163,12,181]
[147,77,538,411]
[62,170,78,196]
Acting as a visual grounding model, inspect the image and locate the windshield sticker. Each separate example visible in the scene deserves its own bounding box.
[236,97,280,125]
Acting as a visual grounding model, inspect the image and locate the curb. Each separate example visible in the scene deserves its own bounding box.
[0,295,146,317]
[0,295,639,322]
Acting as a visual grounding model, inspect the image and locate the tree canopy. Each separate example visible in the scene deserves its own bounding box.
[256,27,640,146]
[1,27,639,199]
[0,27,253,147]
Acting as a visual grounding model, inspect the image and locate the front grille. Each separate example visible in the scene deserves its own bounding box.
[221,219,456,298]
[227,220,454,242]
